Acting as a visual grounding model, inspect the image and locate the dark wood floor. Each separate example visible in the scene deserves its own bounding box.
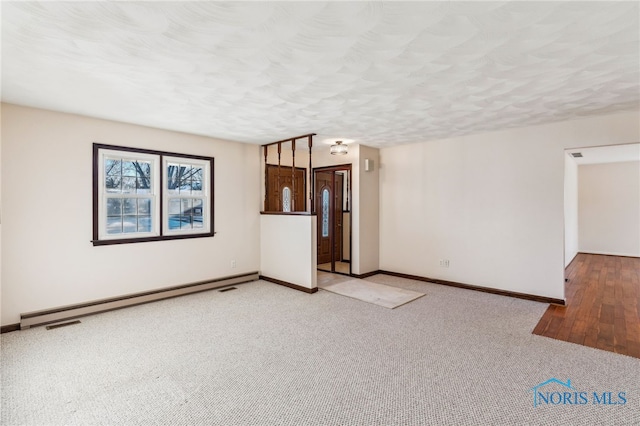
[533,253,640,359]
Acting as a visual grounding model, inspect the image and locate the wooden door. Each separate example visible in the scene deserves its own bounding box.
[314,171,345,267]
[333,173,344,262]
[315,171,333,264]
[265,165,306,212]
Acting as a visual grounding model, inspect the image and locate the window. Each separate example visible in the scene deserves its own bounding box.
[322,188,330,237]
[93,144,214,245]
[282,186,291,212]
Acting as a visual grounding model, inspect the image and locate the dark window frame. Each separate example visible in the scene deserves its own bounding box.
[92,143,215,246]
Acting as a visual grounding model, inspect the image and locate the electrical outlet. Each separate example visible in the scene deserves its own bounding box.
[231,260,236,269]
[439,259,450,268]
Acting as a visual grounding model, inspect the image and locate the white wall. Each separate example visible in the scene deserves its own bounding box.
[564,154,579,266]
[260,214,317,289]
[380,111,639,300]
[578,161,640,257]
[1,103,261,325]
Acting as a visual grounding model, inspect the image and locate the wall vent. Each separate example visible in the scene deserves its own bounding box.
[570,152,583,158]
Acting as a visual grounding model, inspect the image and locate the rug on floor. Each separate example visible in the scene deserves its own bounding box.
[320,278,425,308]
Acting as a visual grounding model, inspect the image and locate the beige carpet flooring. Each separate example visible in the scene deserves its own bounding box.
[2,274,639,425]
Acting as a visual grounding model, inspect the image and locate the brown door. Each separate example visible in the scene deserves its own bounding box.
[314,171,345,268]
[265,165,306,212]
[334,173,344,262]
[315,171,332,264]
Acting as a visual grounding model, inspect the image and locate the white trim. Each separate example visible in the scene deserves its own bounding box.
[162,156,211,236]
[97,148,161,240]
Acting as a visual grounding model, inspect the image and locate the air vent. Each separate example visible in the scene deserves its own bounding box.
[571,152,583,158]
[46,320,81,330]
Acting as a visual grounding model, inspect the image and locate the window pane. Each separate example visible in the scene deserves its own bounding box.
[138,216,152,232]
[193,199,203,216]
[322,188,329,237]
[192,168,203,181]
[193,215,204,228]
[105,175,121,193]
[122,177,136,194]
[168,199,181,215]
[107,216,122,234]
[105,158,122,193]
[136,161,151,179]
[191,168,203,195]
[123,216,137,233]
[123,199,137,215]
[175,165,190,194]
[106,198,122,216]
[167,163,178,193]
[168,214,181,230]
[122,161,137,177]
[180,215,193,229]
[136,178,151,194]
[105,159,121,176]
[181,198,192,213]
[191,180,203,195]
[138,199,151,215]
[283,187,291,212]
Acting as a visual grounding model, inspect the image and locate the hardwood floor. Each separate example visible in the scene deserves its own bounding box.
[533,253,640,359]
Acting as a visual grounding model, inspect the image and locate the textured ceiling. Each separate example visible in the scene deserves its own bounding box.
[2,1,639,148]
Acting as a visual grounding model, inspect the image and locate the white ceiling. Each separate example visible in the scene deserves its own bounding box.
[2,1,639,148]
[566,143,640,165]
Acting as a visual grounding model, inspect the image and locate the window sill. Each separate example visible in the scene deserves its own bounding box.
[259,211,317,216]
[91,231,215,246]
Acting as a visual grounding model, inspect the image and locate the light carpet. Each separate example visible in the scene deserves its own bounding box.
[320,278,424,308]
[2,275,639,425]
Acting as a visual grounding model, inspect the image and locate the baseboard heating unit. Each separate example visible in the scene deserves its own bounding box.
[20,271,259,330]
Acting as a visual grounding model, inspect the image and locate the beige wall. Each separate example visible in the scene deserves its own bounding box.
[260,214,317,289]
[578,161,640,257]
[357,145,380,274]
[564,154,579,266]
[379,111,639,300]
[1,103,261,325]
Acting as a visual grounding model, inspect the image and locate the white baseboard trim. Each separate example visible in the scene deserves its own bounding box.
[20,271,259,330]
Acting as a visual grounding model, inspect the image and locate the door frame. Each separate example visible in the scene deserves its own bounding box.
[313,164,352,275]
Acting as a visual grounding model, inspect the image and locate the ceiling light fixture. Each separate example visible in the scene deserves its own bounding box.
[330,140,347,155]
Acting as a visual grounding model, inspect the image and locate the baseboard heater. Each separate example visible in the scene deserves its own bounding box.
[20,271,259,330]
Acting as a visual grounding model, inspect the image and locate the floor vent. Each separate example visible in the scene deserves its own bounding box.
[20,272,259,330]
[46,320,81,330]
[219,287,237,292]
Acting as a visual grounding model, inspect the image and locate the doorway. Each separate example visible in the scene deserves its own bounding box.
[314,165,351,275]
